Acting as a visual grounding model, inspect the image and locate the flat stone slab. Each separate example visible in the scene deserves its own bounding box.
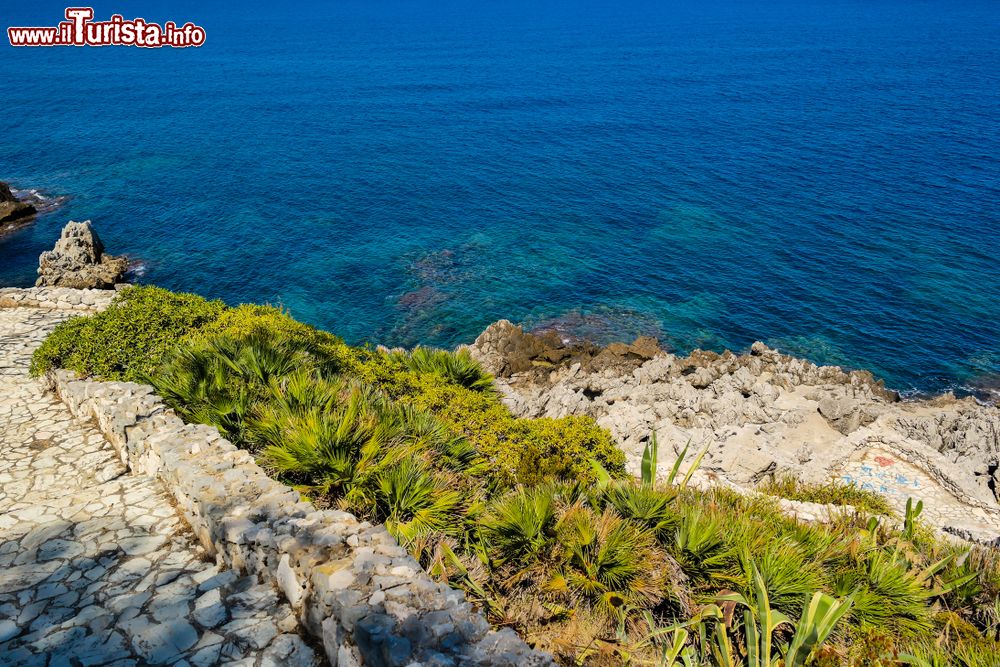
[840,447,1000,539]
[0,304,318,666]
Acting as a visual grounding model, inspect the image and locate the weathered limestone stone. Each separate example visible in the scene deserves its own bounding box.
[35,221,128,289]
[0,181,36,227]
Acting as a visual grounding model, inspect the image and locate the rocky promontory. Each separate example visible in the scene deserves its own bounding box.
[0,181,37,229]
[467,320,1000,544]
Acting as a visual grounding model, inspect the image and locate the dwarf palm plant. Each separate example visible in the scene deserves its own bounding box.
[552,506,669,614]
[391,402,481,472]
[256,379,407,498]
[836,550,934,636]
[151,333,315,444]
[741,539,826,616]
[669,508,731,587]
[396,346,496,393]
[371,457,465,543]
[151,344,254,441]
[480,485,559,569]
[252,368,478,503]
[600,483,678,536]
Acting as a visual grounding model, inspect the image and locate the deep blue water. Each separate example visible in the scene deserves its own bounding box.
[1,0,998,397]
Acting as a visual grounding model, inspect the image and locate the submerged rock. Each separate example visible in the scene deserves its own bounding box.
[0,181,37,226]
[468,319,662,378]
[36,220,128,289]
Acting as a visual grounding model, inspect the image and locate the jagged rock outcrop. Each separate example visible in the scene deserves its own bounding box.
[0,181,36,227]
[467,321,1000,517]
[36,220,128,289]
[468,319,661,378]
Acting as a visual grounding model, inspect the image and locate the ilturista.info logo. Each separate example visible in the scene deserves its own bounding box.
[8,7,206,48]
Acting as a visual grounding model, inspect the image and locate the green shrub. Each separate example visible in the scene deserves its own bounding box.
[29,316,89,377]
[186,303,354,373]
[408,381,624,490]
[30,286,225,381]
[347,348,423,398]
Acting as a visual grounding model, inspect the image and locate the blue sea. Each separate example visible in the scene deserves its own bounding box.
[1,0,998,398]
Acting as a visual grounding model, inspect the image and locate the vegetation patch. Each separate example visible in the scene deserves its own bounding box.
[759,473,895,516]
[30,286,225,381]
[31,287,1000,665]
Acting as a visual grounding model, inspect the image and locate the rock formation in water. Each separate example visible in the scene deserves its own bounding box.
[0,181,37,227]
[466,320,1000,542]
[36,220,129,289]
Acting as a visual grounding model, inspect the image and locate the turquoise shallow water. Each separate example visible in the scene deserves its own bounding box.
[1,0,998,397]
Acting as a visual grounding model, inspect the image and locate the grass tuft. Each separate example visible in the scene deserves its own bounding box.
[760,473,895,516]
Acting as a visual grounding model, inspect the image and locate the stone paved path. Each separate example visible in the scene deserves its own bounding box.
[0,304,319,666]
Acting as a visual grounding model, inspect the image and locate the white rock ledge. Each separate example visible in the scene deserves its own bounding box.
[48,369,553,667]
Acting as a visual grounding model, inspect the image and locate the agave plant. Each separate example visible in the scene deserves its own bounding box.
[903,497,925,541]
[783,587,855,666]
[395,346,496,393]
[617,612,694,667]
[639,432,711,491]
[713,564,854,667]
[621,565,852,667]
[641,433,659,487]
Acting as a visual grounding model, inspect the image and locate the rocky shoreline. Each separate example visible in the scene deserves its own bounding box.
[465,320,1000,543]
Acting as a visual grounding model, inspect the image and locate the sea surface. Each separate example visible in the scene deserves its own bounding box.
[1,0,998,398]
